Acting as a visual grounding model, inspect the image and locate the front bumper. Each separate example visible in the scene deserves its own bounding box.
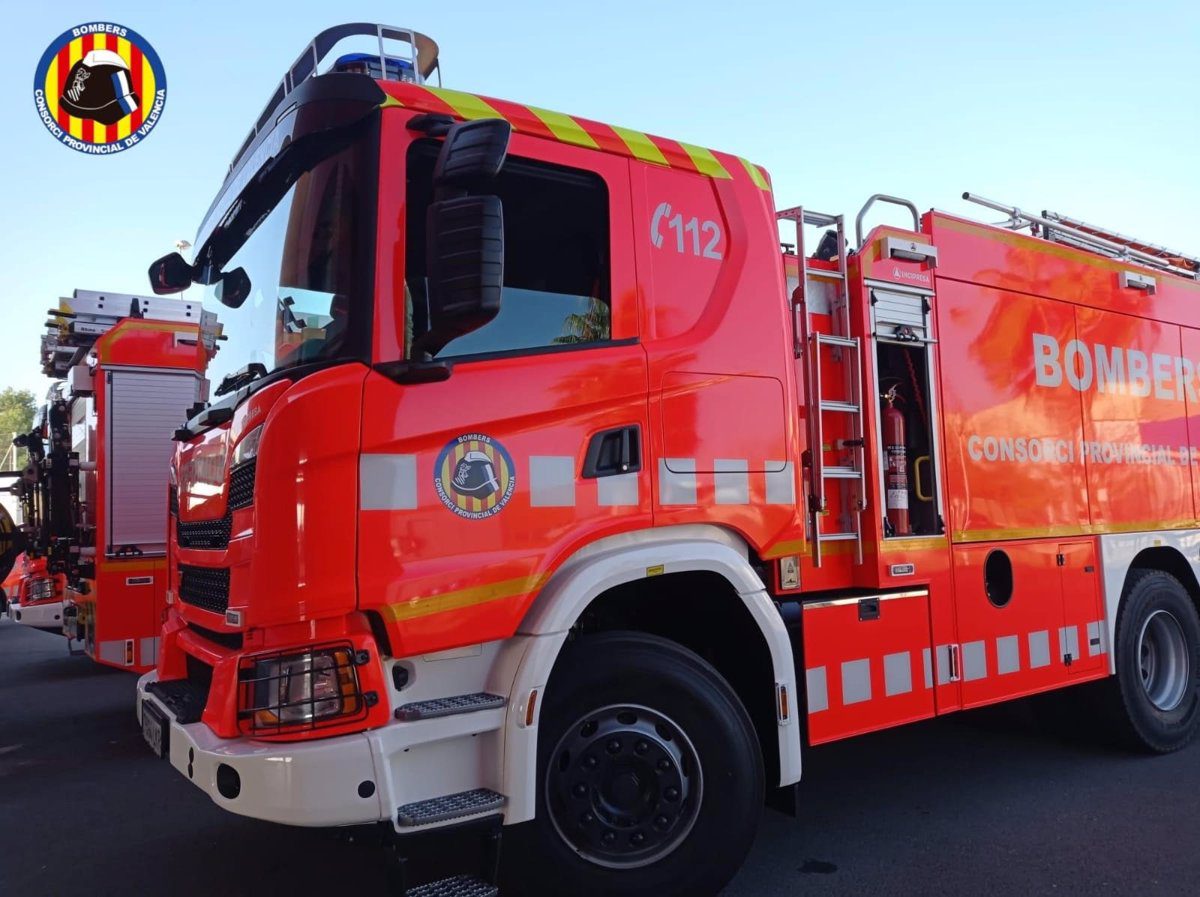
[137,671,383,827]
[14,600,64,632]
[137,661,509,829]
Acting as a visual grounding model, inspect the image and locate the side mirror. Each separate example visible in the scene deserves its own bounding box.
[433,118,511,190]
[147,252,195,295]
[416,195,504,357]
[215,267,251,308]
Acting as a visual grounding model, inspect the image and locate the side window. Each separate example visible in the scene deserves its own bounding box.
[406,140,611,359]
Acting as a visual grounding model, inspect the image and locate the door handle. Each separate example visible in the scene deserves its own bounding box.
[582,425,641,478]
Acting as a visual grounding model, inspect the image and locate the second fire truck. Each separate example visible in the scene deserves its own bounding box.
[137,23,1200,896]
[7,289,219,670]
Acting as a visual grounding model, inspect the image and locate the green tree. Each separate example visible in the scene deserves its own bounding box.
[0,388,37,469]
[554,299,611,345]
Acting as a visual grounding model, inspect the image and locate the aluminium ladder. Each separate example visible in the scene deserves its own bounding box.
[777,207,865,567]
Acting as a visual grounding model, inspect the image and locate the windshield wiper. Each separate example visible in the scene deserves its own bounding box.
[215,362,268,397]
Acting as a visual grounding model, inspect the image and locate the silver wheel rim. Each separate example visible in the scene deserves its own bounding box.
[545,703,703,870]
[1138,610,1190,712]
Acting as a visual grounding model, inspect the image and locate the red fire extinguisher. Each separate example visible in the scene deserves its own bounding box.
[882,384,910,536]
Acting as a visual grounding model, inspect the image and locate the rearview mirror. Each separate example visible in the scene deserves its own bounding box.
[433,118,511,190]
[415,195,504,357]
[147,252,195,295]
[215,267,251,308]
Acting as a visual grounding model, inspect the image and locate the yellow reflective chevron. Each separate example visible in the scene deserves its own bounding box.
[526,106,599,149]
[609,125,669,166]
[738,156,770,191]
[425,87,503,121]
[678,142,731,179]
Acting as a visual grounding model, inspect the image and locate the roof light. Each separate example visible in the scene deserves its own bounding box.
[332,52,416,82]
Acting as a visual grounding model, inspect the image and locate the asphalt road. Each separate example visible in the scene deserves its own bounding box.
[3,616,1199,896]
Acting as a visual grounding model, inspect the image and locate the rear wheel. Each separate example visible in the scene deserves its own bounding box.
[515,631,763,897]
[1110,569,1200,752]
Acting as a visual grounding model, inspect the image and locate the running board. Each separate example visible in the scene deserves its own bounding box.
[397,789,507,827]
[406,875,499,897]
[394,692,506,721]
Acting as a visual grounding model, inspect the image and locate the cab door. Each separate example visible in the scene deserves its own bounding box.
[359,124,648,658]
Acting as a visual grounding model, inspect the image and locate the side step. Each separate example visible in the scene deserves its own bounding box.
[395,692,506,722]
[397,789,506,827]
[406,875,498,897]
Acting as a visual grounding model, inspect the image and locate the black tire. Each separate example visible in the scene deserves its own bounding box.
[1108,569,1200,753]
[512,631,764,897]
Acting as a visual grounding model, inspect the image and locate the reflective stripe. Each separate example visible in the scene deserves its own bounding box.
[1028,630,1052,669]
[425,86,503,120]
[765,462,795,505]
[384,573,550,623]
[678,142,731,179]
[713,459,749,505]
[841,658,872,705]
[597,472,639,507]
[1059,625,1080,661]
[360,454,418,511]
[806,666,828,713]
[1087,620,1108,656]
[659,458,697,505]
[526,106,599,149]
[609,125,669,166]
[996,635,1021,674]
[529,455,576,507]
[962,640,988,681]
[738,156,770,191]
[140,636,160,666]
[98,640,125,665]
[883,651,912,696]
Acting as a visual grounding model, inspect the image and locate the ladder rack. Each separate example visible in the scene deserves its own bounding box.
[41,289,221,378]
[963,192,1199,281]
[777,207,865,567]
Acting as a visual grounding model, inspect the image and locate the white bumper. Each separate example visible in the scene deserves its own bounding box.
[137,659,510,830]
[14,600,64,632]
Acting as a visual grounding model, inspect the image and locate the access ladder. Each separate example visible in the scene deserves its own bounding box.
[777,207,865,567]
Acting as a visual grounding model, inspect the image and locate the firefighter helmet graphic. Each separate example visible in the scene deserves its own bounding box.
[60,49,139,125]
[33,23,167,154]
[435,434,516,519]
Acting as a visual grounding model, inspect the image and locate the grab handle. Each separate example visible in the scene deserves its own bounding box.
[855,194,920,246]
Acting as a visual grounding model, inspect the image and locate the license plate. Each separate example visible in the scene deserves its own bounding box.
[142,701,169,759]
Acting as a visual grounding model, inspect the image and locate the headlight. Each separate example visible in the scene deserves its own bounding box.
[27,578,56,602]
[240,646,364,731]
[232,424,264,467]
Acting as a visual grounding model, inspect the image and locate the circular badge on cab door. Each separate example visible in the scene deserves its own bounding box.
[434,433,516,520]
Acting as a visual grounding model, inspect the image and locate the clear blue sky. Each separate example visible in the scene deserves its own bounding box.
[2,1,1197,398]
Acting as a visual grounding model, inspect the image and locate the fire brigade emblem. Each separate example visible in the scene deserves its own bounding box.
[32,23,167,154]
[435,434,516,520]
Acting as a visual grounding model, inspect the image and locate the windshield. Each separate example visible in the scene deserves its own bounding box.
[201,140,371,387]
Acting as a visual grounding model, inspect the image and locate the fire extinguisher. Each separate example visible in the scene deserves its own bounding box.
[882,384,910,536]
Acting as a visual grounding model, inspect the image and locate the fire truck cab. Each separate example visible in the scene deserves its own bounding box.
[136,24,1200,897]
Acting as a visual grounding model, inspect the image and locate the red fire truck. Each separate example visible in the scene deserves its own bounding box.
[11,289,220,671]
[136,24,1200,896]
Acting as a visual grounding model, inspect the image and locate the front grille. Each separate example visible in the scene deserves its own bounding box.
[229,459,256,510]
[176,514,232,550]
[187,622,244,651]
[178,565,231,614]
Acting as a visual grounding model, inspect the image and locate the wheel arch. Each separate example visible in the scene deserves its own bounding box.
[500,524,801,825]
[1099,532,1200,675]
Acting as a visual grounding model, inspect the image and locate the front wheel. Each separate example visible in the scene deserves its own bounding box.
[513,631,764,897]
[1110,569,1200,752]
